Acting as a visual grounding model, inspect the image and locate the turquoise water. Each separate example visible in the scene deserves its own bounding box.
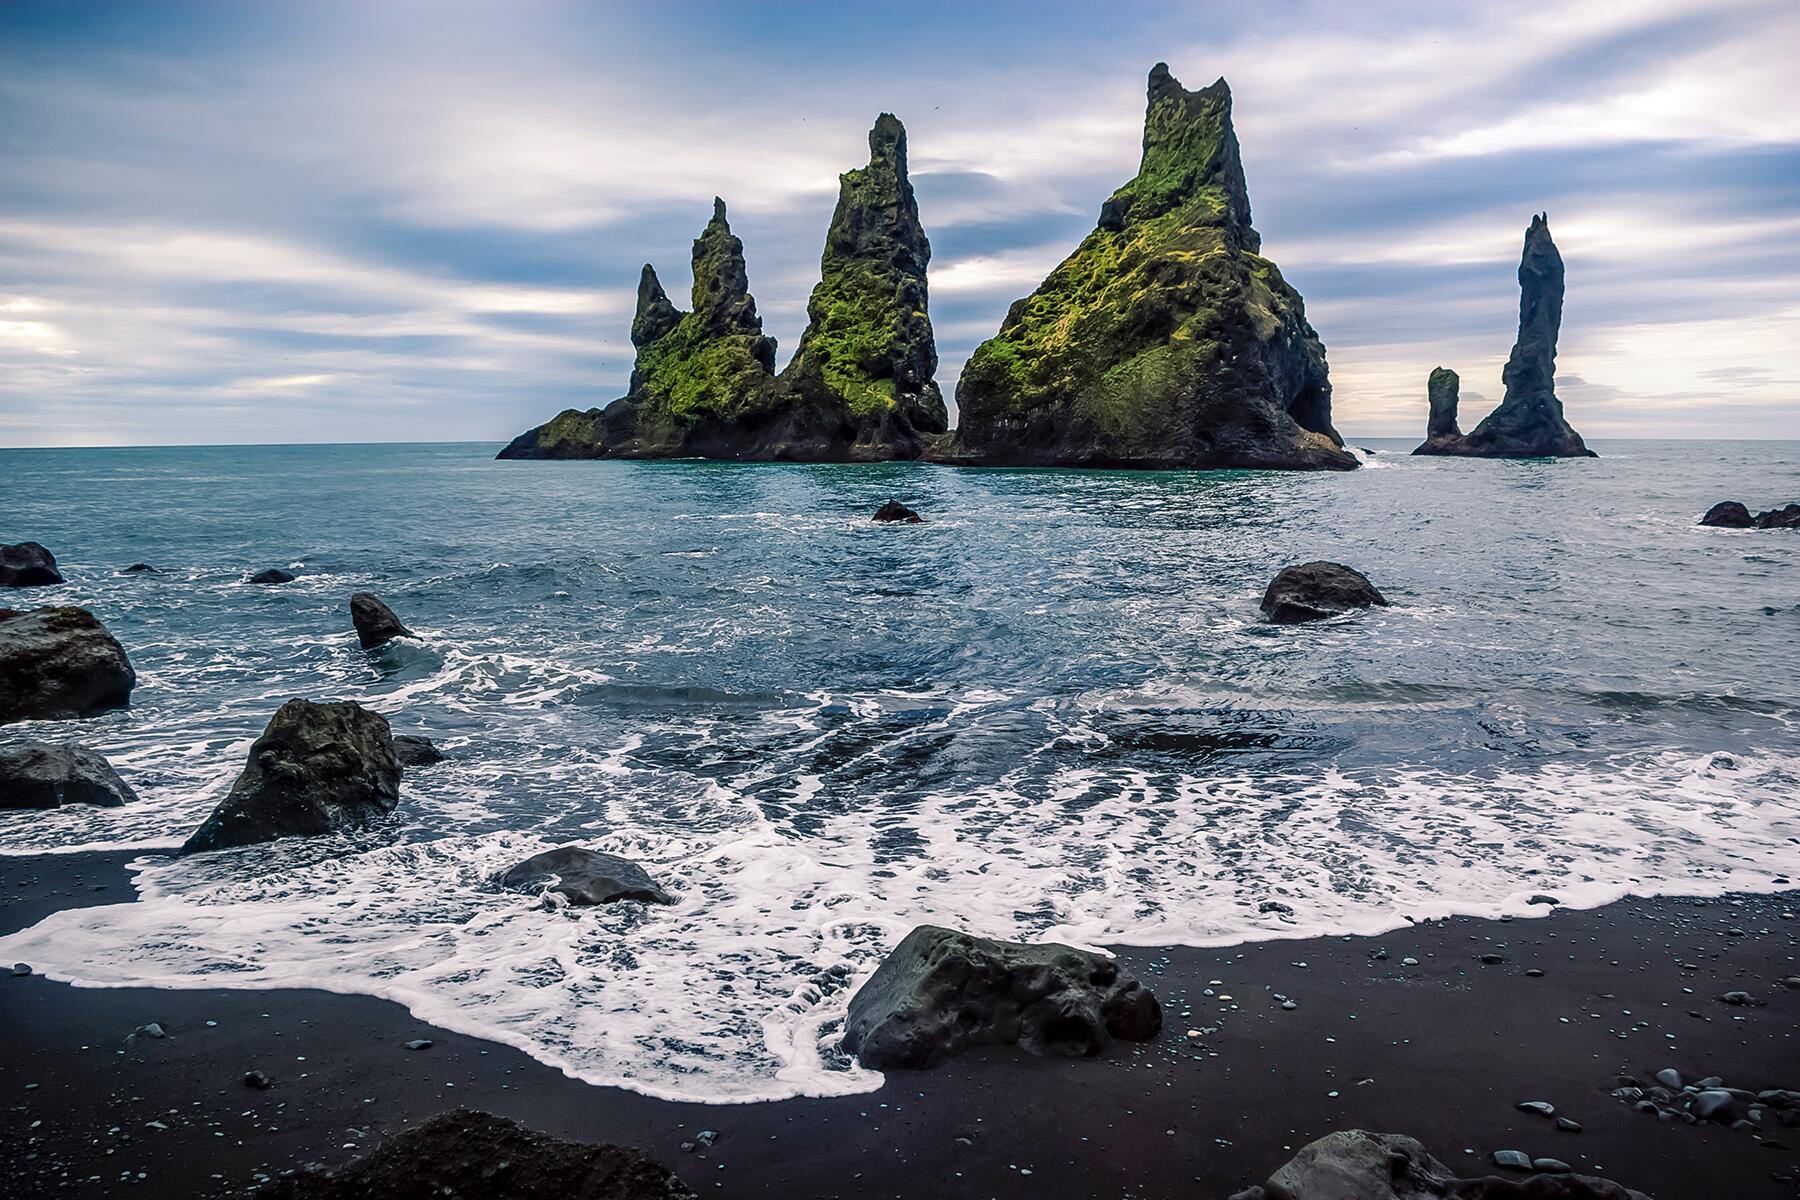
[1,440,1797,1100]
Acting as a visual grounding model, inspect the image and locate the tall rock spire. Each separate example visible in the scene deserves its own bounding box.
[780,112,947,454]
[630,264,680,349]
[690,197,764,339]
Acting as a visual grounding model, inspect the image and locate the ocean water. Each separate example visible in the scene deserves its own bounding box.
[1,439,1797,1102]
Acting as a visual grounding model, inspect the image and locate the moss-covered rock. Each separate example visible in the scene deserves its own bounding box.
[778,113,946,460]
[946,64,1354,471]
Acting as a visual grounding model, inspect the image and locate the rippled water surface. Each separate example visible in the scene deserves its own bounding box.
[2,440,1797,1100]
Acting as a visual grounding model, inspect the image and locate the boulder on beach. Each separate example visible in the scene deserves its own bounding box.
[1228,1129,1652,1200]
[0,742,137,809]
[0,542,64,588]
[1259,562,1388,624]
[393,734,445,768]
[0,606,137,725]
[350,592,413,649]
[1699,501,1755,528]
[495,846,674,906]
[872,500,922,524]
[250,568,296,584]
[841,924,1162,1070]
[180,699,400,854]
[260,1109,697,1200]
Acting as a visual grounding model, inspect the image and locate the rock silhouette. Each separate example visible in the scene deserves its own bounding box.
[350,592,413,649]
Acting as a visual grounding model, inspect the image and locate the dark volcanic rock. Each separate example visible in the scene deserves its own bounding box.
[495,846,674,906]
[1411,367,1466,455]
[393,734,445,767]
[0,606,137,725]
[0,742,137,808]
[250,568,296,584]
[946,64,1353,471]
[1700,501,1755,528]
[0,542,64,588]
[120,563,159,574]
[180,699,400,854]
[261,1109,696,1200]
[1415,215,1595,459]
[1229,1129,1652,1200]
[349,592,413,649]
[1755,502,1800,529]
[776,113,947,460]
[841,924,1162,1070]
[1260,561,1388,624]
[872,500,922,523]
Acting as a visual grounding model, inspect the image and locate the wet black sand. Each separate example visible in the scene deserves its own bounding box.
[2,850,1796,1198]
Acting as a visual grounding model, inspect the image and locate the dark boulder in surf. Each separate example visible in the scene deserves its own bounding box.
[1227,1129,1652,1200]
[872,500,922,523]
[841,924,1162,1070]
[181,699,400,853]
[1259,562,1388,624]
[0,542,64,588]
[393,734,445,768]
[120,563,160,574]
[0,606,137,725]
[1756,503,1800,529]
[1700,501,1755,528]
[250,568,296,584]
[260,1109,697,1200]
[0,742,137,808]
[350,592,413,649]
[495,846,674,906]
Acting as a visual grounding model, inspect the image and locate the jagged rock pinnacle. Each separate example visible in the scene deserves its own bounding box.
[630,264,680,349]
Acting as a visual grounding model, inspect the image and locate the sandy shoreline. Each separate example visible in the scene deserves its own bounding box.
[2,850,1795,1198]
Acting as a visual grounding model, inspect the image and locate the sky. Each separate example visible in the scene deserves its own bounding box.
[2,0,1797,447]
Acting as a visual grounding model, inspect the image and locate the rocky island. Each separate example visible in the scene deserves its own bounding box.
[1413,214,1595,458]
[944,64,1354,470]
[498,114,946,462]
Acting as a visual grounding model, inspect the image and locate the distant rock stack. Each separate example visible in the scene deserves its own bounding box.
[1413,215,1595,458]
[945,64,1354,471]
[779,113,948,460]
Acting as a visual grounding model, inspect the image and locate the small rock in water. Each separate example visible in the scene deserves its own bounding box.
[872,500,922,524]
[404,1038,433,1051]
[243,1070,273,1090]
[11,962,30,976]
[1517,1101,1556,1118]
[121,563,159,574]
[1258,900,1294,915]
[1532,1157,1572,1173]
[1527,894,1560,906]
[1492,1149,1532,1171]
[249,568,295,584]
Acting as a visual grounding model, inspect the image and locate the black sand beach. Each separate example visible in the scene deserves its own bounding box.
[2,851,1795,1198]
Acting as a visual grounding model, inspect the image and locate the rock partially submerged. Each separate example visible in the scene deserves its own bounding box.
[261,1109,697,1200]
[393,734,445,767]
[947,65,1352,471]
[1260,562,1388,624]
[0,742,137,808]
[1229,1129,1652,1200]
[120,563,160,574]
[350,592,413,649]
[250,568,296,584]
[495,846,674,906]
[872,500,922,523]
[841,925,1161,1070]
[1699,500,1799,529]
[1413,215,1595,459]
[180,699,400,853]
[0,542,64,588]
[0,606,137,725]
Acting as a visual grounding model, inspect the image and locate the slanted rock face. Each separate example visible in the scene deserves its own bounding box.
[947,65,1353,471]
[1417,216,1595,459]
[495,846,674,906]
[871,500,922,523]
[1260,562,1388,624]
[259,1109,698,1200]
[349,592,412,649]
[180,699,400,853]
[841,925,1162,1070]
[0,743,137,808]
[779,114,947,460]
[0,606,136,725]
[0,543,64,588]
[1229,1129,1651,1200]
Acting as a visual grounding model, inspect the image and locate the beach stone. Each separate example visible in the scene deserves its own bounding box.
[1246,1131,1649,1200]
[1493,1150,1532,1171]
[349,592,413,649]
[0,742,137,808]
[1556,1118,1582,1132]
[404,1039,433,1050]
[1655,1068,1683,1089]
[0,542,64,588]
[1533,1158,1573,1173]
[133,1023,166,1039]
[872,500,922,524]
[393,735,445,768]
[0,606,137,725]
[1719,990,1758,1006]
[1528,894,1560,906]
[11,963,30,976]
[495,847,674,907]
[1518,1101,1556,1117]
[180,699,400,854]
[1700,501,1755,528]
[841,924,1161,1070]
[1694,1089,1739,1122]
[244,1070,273,1089]
[258,1109,696,1200]
[1478,953,1505,964]
[249,568,295,584]
[1259,561,1388,624]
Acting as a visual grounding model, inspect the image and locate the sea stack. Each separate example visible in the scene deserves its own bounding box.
[777,113,947,459]
[945,64,1353,470]
[1413,215,1595,458]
